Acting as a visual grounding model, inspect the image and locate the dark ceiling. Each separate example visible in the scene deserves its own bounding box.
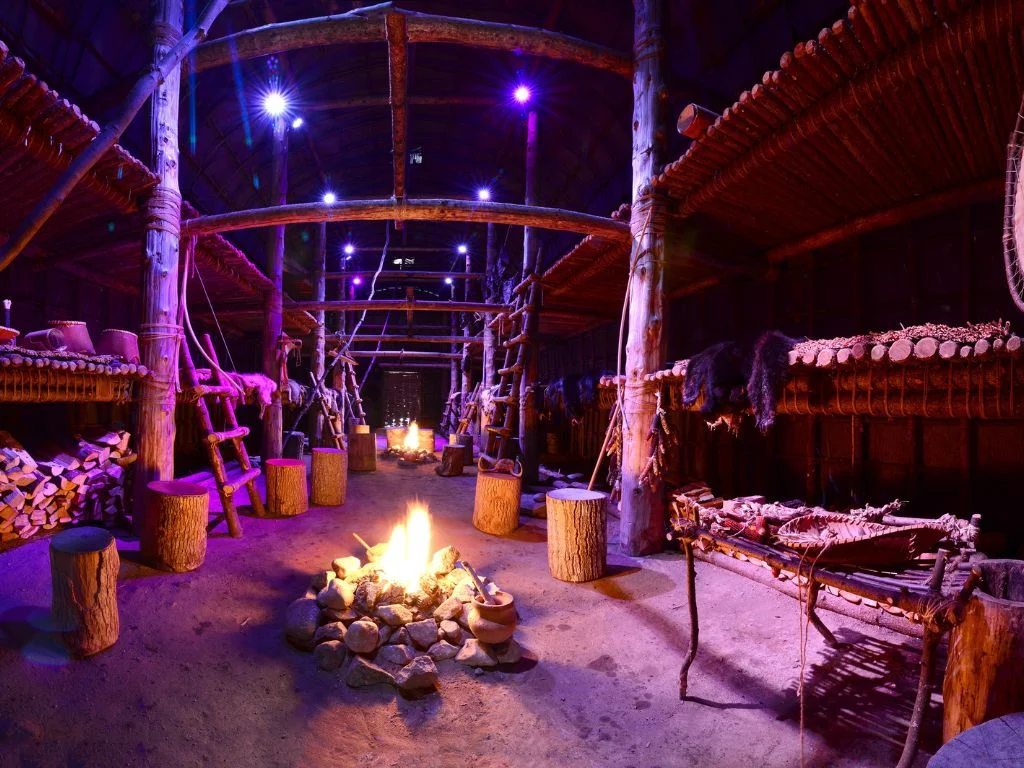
[0,0,849,294]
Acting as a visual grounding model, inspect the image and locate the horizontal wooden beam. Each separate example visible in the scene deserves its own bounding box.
[348,349,464,360]
[336,334,482,345]
[308,95,497,111]
[193,5,631,78]
[286,299,507,313]
[324,270,484,282]
[181,198,630,240]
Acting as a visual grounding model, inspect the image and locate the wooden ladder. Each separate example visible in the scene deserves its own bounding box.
[457,381,482,435]
[482,273,537,461]
[308,372,345,449]
[180,333,265,536]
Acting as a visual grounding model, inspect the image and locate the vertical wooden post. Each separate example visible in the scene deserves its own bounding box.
[461,238,472,412]
[620,0,666,556]
[135,0,184,532]
[482,222,497,388]
[519,108,540,484]
[310,221,327,445]
[262,115,287,460]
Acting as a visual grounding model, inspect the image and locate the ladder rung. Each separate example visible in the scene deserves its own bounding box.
[503,333,528,348]
[491,395,518,405]
[512,273,538,296]
[208,426,249,444]
[498,364,523,376]
[223,466,261,494]
[192,384,239,398]
[485,425,513,436]
[509,305,528,320]
[488,313,508,329]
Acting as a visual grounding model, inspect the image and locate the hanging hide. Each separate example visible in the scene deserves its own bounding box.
[747,331,799,432]
[543,375,582,422]
[577,373,602,410]
[680,341,751,417]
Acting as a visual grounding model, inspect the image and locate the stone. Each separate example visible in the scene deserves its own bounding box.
[332,556,361,579]
[285,598,320,650]
[409,575,442,613]
[313,622,346,645]
[395,656,439,692]
[429,545,459,577]
[314,640,346,671]
[532,492,546,503]
[318,579,353,611]
[495,639,523,664]
[455,611,473,634]
[345,656,395,688]
[456,639,498,668]
[348,562,385,582]
[453,580,479,603]
[433,596,463,622]
[344,619,381,655]
[521,496,547,519]
[569,482,589,490]
[406,619,440,650]
[377,581,405,606]
[566,472,585,482]
[427,641,460,661]
[377,603,414,627]
[353,581,380,613]
[439,620,462,645]
[387,627,410,646]
[552,479,569,489]
[376,644,416,666]
[378,625,393,645]
[311,570,335,592]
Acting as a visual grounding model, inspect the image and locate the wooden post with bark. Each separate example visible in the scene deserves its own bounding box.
[265,458,308,516]
[518,108,540,484]
[435,444,465,477]
[50,528,120,658]
[944,560,1024,741]
[483,222,498,388]
[473,471,521,535]
[311,447,347,506]
[547,488,607,582]
[348,425,377,471]
[135,0,185,533]
[140,480,209,572]
[310,222,327,445]
[262,115,288,461]
[620,0,666,556]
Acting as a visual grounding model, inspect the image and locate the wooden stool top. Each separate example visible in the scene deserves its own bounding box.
[148,480,210,497]
[312,447,346,455]
[929,713,1024,767]
[50,527,114,554]
[265,458,305,468]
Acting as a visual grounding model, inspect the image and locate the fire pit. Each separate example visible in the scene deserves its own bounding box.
[381,422,438,466]
[284,502,523,693]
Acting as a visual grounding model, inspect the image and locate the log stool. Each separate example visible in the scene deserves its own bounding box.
[50,527,119,658]
[473,471,521,535]
[943,560,1024,741]
[451,433,474,464]
[311,447,347,506]
[265,458,309,516]
[546,488,607,583]
[435,444,465,477]
[348,425,377,472]
[140,481,209,572]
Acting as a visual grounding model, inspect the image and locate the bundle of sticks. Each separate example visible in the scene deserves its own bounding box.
[0,428,134,543]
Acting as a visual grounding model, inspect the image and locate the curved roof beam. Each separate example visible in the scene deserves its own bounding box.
[181,198,631,241]
[192,4,631,78]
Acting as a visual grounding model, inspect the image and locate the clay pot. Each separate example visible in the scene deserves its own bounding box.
[96,329,140,363]
[48,320,94,355]
[22,328,63,351]
[467,590,516,644]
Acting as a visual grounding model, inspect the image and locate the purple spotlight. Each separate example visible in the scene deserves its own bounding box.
[444,277,453,285]
[477,187,492,201]
[456,244,468,255]
[343,243,355,256]
[352,277,362,286]
[513,85,531,104]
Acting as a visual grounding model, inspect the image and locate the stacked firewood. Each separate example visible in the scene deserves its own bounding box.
[0,429,134,543]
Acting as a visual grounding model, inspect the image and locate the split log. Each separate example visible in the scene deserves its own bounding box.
[473,471,522,535]
[546,488,607,583]
[50,527,119,658]
[311,447,347,506]
[265,458,308,517]
[677,103,720,139]
[435,444,465,477]
[943,560,1024,741]
[140,480,209,572]
[348,426,377,472]
[454,433,474,464]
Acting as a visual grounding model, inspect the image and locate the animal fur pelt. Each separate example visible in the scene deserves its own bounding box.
[680,331,798,432]
[577,373,603,410]
[228,372,277,415]
[543,375,582,422]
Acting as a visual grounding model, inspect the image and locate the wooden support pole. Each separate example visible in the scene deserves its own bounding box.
[620,0,666,556]
[519,108,541,484]
[0,0,229,271]
[262,115,287,461]
[180,198,631,241]
[483,222,497,388]
[310,222,327,446]
[462,232,473,416]
[193,6,632,78]
[134,0,185,533]
[385,11,408,208]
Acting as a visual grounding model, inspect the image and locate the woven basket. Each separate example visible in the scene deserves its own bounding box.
[96,329,140,363]
[48,320,94,355]
[775,512,947,565]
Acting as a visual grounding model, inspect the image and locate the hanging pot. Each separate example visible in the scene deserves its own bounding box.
[48,320,94,355]
[96,329,140,363]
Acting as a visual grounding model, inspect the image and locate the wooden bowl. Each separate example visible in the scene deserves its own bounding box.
[0,325,19,347]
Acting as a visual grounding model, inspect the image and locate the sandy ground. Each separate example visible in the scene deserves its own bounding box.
[0,452,938,768]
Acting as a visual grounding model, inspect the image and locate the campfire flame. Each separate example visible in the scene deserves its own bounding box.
[403,421,421,451]
[379,502,432,591]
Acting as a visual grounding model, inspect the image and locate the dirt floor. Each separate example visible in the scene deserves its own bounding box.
[0,448,940,767]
